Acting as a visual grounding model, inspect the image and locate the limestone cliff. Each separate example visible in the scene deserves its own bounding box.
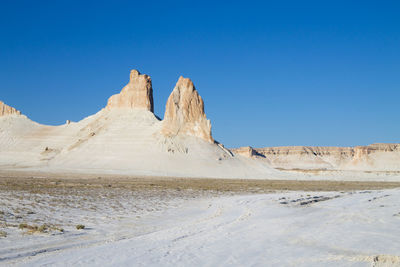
[106,70,154,112]
[162,76,213,143]
[231,144,400,171]
[232,146,264,158]
[0,101,21,116]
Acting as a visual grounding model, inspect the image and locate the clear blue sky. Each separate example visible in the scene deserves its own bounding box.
[1,0,399,148]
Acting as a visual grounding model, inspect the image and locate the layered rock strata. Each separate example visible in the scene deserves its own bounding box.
[248,144,400,158]
[232,146,264,158]
[231,143,400,171]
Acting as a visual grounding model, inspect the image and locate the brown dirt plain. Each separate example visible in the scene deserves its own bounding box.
[1,170,399,193]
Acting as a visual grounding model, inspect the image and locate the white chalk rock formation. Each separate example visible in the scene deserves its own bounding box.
[232,146,262,158]
[162,76,213,143]
[106,70,154,112]
[1,68,398,179]
[232,144,400,171]
[0,101,21,116]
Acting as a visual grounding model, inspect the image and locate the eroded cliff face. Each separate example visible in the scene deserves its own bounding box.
[161,76,213,143]
[353,143,399,158]
[231,144,400,171]
[0,101,21,116]
[106,70,154,112]
[231,146,265,158]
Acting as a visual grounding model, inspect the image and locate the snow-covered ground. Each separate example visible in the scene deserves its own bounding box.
[1,185,400,266]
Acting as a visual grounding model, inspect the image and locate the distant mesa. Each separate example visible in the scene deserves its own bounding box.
[162,76,213,143]
[231,143,400,171]
[0,101,21,116]
[235,143,400,159]
[106,69,154,112]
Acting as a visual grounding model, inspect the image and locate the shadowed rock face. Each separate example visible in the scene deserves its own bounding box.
[0,101,21,116]
[162,76,213,143]
[106,70,154,112]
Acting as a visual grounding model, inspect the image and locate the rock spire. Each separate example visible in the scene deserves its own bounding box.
[162,76,213,143]
[106,69,154,112]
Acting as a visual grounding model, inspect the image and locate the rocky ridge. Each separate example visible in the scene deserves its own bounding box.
[231,144,400,171]
[0,101,21,116]
[236,143,400,158]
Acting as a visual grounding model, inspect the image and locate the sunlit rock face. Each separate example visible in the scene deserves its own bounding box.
[106,69,154,112]
[162,76,213,143]
[232,144,400,171]
[0,101,21,116]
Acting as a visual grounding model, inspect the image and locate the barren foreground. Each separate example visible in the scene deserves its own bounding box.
[1,176,400,266]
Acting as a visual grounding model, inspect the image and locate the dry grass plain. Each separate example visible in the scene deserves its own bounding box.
[1,170,400,193]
